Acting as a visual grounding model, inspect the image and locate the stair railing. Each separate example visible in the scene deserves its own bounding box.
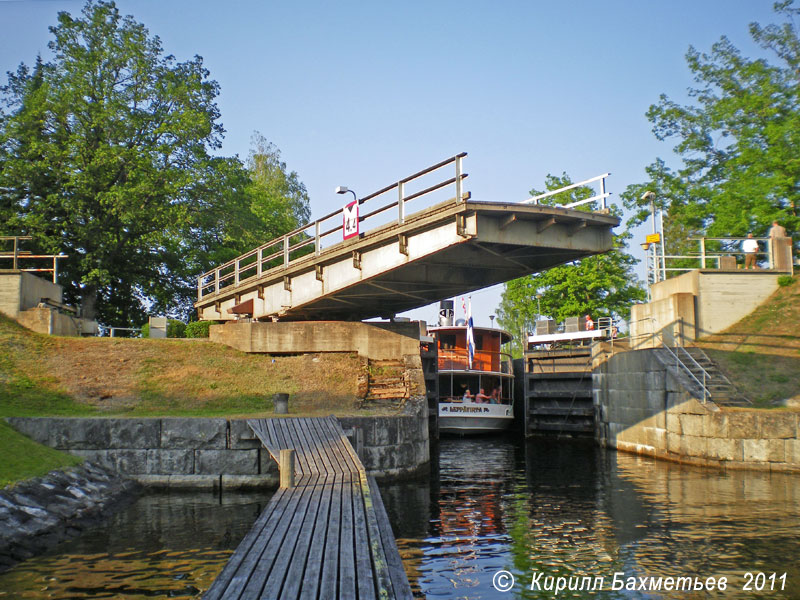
[659,342,709,403]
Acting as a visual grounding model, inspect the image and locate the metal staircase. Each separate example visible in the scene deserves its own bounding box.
[654,345,750,406]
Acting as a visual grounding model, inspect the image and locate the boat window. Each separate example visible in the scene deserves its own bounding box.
[474,334,483,350]
[439,334,456,350]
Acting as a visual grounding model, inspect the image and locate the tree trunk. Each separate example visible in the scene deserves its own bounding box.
[80,285,98,320]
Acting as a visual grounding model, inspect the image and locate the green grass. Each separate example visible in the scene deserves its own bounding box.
[0,420,83,488]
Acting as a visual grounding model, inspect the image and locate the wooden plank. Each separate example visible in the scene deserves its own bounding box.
[319,472,343,596]
[299,417,332,475]
[212,416,412,600]
[361,472,396,599]
[279,419,308,475]
[318,416,361,473]
[204,486,294,599]
[309,417,348,473]
[338,471,357,599]
[297,418,324,474]
[351,472,377,600]
[368,475,414,600]
[260,474,322,598]
[296,473,334,600]
[239,474,318,598]
[290,418,318,474]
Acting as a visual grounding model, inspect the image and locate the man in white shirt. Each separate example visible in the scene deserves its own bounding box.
[742,233,759,269]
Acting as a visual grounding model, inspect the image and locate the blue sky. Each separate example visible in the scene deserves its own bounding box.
[0,0,782,326]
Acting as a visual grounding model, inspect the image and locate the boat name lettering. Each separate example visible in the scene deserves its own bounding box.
[441,406,490,413]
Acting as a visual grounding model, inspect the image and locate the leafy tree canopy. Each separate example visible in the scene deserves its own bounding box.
[0,1,309,325]
[622,1,800,256]
[497,174,645,357]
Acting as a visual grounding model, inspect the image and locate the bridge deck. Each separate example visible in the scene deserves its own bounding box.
[204,416,412,600]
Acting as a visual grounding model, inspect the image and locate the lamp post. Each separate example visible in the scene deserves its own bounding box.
[335,186,357,203]
[535,293,542,319]
[641,242,652,302]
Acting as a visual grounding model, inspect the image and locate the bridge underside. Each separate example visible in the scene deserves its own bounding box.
[196,200,619,322]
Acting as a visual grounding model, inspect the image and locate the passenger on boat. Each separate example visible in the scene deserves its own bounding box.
[462,386,473,401]
[475,388,491,403]
[490,386,501,403]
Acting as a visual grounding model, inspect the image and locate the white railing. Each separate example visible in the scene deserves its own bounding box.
[0,236,68,284]
[521,173,611,210]
[197,153,469,301]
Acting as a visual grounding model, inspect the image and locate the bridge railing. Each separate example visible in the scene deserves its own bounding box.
[521,173,611,210]
[197,152,469,301]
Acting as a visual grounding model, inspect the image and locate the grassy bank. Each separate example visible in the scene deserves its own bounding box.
[0,420,82,488]
[697,277,800,406]
[0,313,363,418]
[0,313,372,486]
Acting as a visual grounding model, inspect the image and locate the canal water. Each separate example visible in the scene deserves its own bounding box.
[1,437,799,598]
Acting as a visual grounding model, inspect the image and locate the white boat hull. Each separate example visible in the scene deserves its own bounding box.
[438,402,514,435]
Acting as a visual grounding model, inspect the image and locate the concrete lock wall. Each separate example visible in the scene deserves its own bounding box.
[7,411,429,490]
[594,349,800,472]
[0,272,63,320]
[210,320,424,361]
[631,271,783,348]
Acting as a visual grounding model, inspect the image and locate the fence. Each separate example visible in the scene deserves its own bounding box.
[0,236,67,284]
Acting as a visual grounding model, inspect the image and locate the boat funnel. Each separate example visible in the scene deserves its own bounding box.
[439,300,454,326]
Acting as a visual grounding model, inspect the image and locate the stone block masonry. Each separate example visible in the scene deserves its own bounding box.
[0,462,138,573]
[7,407,429,489]
[594,348,800,472]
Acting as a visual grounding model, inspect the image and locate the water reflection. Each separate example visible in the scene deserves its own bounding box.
[0,492,271,599]
[1,440,799,599]
[381,438,800,599]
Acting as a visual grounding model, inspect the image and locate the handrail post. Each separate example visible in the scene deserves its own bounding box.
[315,221,321,257]
[398,181,405,224]
[455,155,463,203]
[257,248,263,278]
[234,259,240,285]
[600,176,607,210]
[215,269,220,294]
[283,236,289,267]
[700,238,706,269]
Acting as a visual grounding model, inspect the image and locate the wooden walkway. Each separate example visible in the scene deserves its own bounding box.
[204,416,413,600]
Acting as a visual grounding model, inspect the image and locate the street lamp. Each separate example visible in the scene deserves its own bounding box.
[335,186,357,203]
[535,293,542,318]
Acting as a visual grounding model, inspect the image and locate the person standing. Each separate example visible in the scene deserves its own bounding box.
[768,220,787,239]
[742,233,759,269]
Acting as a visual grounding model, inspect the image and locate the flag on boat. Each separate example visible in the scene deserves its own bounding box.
[467,296,475,369]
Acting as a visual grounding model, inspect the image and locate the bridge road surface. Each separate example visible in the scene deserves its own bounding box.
[203,416,413,600]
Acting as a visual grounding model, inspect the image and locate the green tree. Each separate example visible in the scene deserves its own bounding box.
[497,174,645,357]
[623,1,800,252]
[0,1,232,324]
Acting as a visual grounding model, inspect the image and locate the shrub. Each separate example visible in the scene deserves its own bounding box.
[185,320,214,338]
[777,275,795,287]
[140,319,186,338]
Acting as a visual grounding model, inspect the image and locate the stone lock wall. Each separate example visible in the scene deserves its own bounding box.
[594,348,800,472]
[7,408,429,490]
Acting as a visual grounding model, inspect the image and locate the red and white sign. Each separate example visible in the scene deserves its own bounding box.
[343,200,359,240]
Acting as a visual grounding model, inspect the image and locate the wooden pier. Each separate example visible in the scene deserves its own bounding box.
[204,416,412,600]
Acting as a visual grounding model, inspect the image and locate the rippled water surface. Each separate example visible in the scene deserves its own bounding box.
[0,492,271,599]
[1,438,799,598]
[380,438,800,598]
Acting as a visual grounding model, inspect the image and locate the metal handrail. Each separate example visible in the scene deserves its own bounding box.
[659,343,709,403]
[197,153,469,301]
[522,173,611,210]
